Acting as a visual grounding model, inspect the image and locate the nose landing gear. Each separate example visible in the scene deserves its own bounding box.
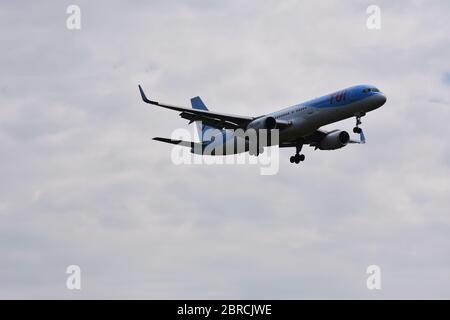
[289,142,306,164]
[353,114,364,134]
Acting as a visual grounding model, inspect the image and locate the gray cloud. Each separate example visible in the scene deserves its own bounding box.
[0,0,450,299]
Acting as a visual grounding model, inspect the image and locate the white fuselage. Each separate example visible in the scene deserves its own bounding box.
[197,85,387,155]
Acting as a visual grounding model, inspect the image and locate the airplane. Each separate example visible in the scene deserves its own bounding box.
[138,84,387,164]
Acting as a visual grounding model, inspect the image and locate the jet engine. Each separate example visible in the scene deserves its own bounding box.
[319,130,350,150]
[246,116,277,131]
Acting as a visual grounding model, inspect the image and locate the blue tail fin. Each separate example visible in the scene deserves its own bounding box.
[190,96,215,141]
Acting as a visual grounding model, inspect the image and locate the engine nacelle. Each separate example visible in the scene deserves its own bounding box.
[246,116,277,131]
[319,130,350,150]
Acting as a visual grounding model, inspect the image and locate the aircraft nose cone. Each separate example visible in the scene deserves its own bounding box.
[379,93,387,105]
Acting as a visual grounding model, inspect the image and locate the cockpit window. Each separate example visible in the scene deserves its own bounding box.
[363,88,380,93]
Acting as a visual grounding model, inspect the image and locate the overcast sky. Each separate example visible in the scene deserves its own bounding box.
[1,0,450,299]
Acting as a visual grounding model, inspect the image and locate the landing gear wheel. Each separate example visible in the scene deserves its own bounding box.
[353,127,362,134]
[291,153,305,164]
[289,140,305,164]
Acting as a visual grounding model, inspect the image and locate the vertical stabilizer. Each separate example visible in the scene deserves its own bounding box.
[190,96,216,142]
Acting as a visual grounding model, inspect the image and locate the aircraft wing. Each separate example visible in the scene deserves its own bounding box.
[280,128,365,148]
[139,85,254,130]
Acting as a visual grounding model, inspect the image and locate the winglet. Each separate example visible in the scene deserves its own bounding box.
[138,85,156,104]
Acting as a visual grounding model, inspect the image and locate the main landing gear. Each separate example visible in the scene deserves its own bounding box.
[353,114,364,134]
[290,142,305,164]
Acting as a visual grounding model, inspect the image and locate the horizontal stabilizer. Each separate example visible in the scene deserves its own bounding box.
[153,137,202,149]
